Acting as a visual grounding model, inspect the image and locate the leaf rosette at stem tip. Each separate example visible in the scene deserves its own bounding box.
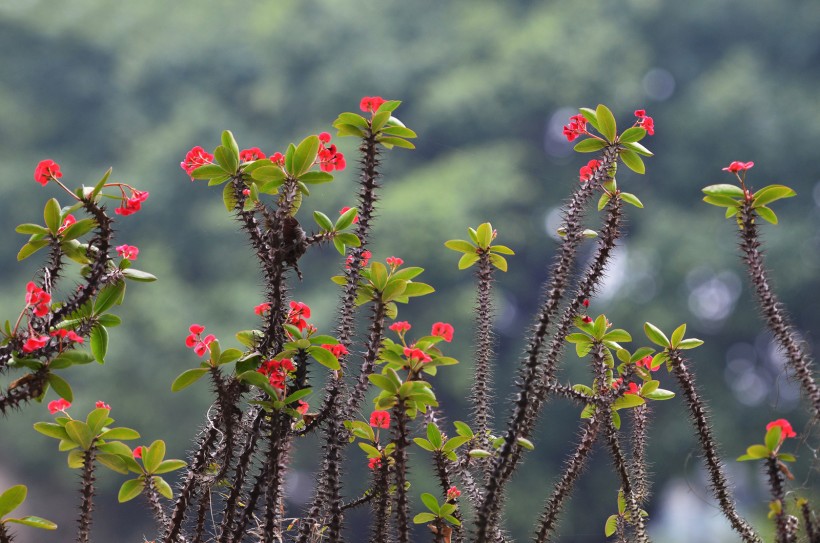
[702,161,796,224]
[445,222,514,271]
[332,96,417,149]
[118,440,187,503]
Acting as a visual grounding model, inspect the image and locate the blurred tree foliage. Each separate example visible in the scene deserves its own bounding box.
[0,0,817,541]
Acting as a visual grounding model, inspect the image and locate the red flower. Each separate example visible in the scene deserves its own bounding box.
[95,401,111,410]
[22,334,49,353]
[115,190,149,216]
[270,152,285,166]
[25,282,52,317]
[181,146,214,178]
[636,355,659,372]
[34,159,62,186]
[562,114,588,142]
[256,359,293,391]
[404,347,432,364]
[254,303,271,316]
[431,322,454,342]
[318,132,331,144]
[317,141,345,172]
[346,250,372,269]
[287,301,312,331]
[368,457,382,470]
[50,329,84,344]
[133,446,143,459]
[185,324,216,357]
[116,244,139,260]
[582,299,590,307]
[58,215,76,235]
[579,159,601,183]
[239,147,266,162]
[766,419,796,440]
[634,109,646,117]
[297,400,309,415]
[369,410,391,429]
[360,96,387,113]
[612,378,640,395]
[321,344,349,358]
[389,321,411,334]
[446,486,461,501]
[385,256,404,269]
[634,110,655,136]
[722,161,755,173]
[340,206,359,224]
[582,315,593,323]
[47,398,71,414]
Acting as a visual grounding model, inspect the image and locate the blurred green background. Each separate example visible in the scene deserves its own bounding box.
[0,1,818,542]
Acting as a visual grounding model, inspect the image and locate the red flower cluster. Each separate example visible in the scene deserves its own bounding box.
[431,322,454,342]
[239,147,266,162]
[722,161,754,173]
[766,419,796,440]
[96,401,111,410]
[612,378,640,395]
[579,159,600,183]
[634,110,655,136]
[404,347,432,364]
[58,215,76,235]
[257,358,295,391]
[317,133,346,172]
[360,96,386,113]
[115,189,149,216]
[22,334,49,353]
[34,159,62,186]
[287,301,311,331]
[368,457,382,470]
[346,250,372,269]
[389,321,411,334]
[296,400,309,415]
[48,398,71,414]
[321,343,349,358]
[181,146,215,178]
[270,152,285,166]
[133,446,143,459]
[116,244,139,260]
[50,329,84,344]
[446,486,461,501]
[563,114,588,142]
[25,282,52,317]
[185,324,216,357]
[635,355,658,372]
[340,206,359,224]
[254,302,271,316]
[369,410,391,429]
[385,256,404,269]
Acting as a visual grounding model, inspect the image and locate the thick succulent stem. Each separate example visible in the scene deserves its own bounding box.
[738,201,819,418]
[799,500,817,542]
[0,522,13,543]
[392,402,411,543]
[76,447,97,543]
[262,416,290,543]
[765,456,796,543]
[669,350,762,543]
[472,251,496,455]
[145,475,171,534]
[629,404,651,506]
[368,462,392,543]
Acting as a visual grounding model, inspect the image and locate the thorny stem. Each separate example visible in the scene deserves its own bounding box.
[669,350,762,543]
[368,462,392,543]
[472,250,496,456]
[0,522,12,543]
[392,401,411,543]
[738,201,820,418]
[765,456,796,543]
[629,404,652,506]
[76,447,97,543]
[262,416,289,543]
[346,300,387,416]
[192,489,210,543]
[228,461,270,543]
[145,475,171,533]
[799,500,817,542]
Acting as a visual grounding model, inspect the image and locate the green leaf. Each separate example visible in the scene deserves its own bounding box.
[613,394,645,410]
[67,449,85,468]
[59,218,95,241]
[98,427,140,441]
[605,514,619,537]
[413,438,435,451]
[97,453,129,474]
[299,171,334,184]
[755,206,778,224]
[743,444,770,460]
[476,223,493,248]
[118,479,145,503]
[621,141,653,156]
[18,239,49,261]
[191,164,228,180]
[382,279,408,302]
[90,325,108,364]
[778,453,796,462]
[677,338,704,350]
[453,421,474,437]
[573,138,607,153]
[221,129,240,164]
[597,192,611,212]
[670,324,686,348]
[765,426,781,452]
[308,346,340,371]
[144,441,166,473]
[603,329,631,342]
[369,374,398,394]
[619,127,646,143]
[402,282,435,298]
[370,262,388,290]
[94,281,126,315]
[121,269,157,282]
[391,267,424,281]
[619,149,645,174]
[5,515,58,530]
[643,388,675,401]
[378,136,416,150]
[335,207,358,231]
[643,322,670,347]
[50,350,95,369]
[702,184,745,198]
[427,423,443,449]
[291,135,320,177]
[753,185,796,207]
[444,239,476,254]
[619,192,644,208]
[579,107,600,131]
[468,449,492,458]
[490,244,515,255]
[33,422,70,441]
[15,223,49,235]
[154,459,187,475]
[489,254,508,272]
[47,373,73,402]
[335,112,370,130]
[458,253,479,270]
[222,181,238,212]
[0,485,27,517]
[86,407,110,435]
[171,368,209,392]
[421,493,440,514]
[413,512,437,524]
[251,165,286,185]
[43,198,61,233]
[703,195,741,208]
[64,421,93,450]
[214,145,238,175]
[596,104,617,142]
[516,437,535,450]
[313,211,333,232]
[381,126,417,138]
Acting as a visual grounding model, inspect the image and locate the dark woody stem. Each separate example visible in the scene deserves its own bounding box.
[346,300,387,417]
[368,462,392,543]
[765,456,796,543]
[76,447,97,543]
[668,349,762,543]
[227,461,270,543]
[629,404,652,506]
[0,521,12,543]
[799,500,817,542]
[145,475,171,534]
[392,401,411,543]
[0,369,49,415]
[738,201,820,418]
[471,250,496,455]
[192,490,210,543]
[262,416,290,543]
[476,146,619,543]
